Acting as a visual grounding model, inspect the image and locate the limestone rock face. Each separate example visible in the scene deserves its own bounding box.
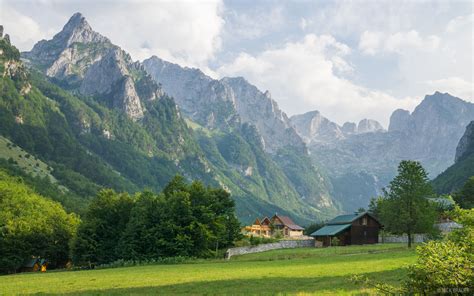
[357,119,384,133]
[221,77,306,154]
[290,111,344,144]
[290,92,474,211]
[142,56,338,216]
[143,56,306,154]
[143,56,238,130]
[80,49,129,96]
[290,113,384,144]
[24,13,109,69]
[22,13,162,121]
[341,122,357,134]
[388,109,413,132]
[117,76,144,120]
[455,121,474,162]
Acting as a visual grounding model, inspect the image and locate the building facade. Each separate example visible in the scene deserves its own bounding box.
[244,215,304,238]
[311,212,381,246]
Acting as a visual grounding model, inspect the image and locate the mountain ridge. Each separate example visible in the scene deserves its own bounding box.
[14,14,340,223]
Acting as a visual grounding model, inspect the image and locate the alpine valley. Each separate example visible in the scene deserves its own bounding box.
[1,13,473,224]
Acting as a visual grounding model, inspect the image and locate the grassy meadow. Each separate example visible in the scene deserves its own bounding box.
[0,244,416,295]
[0,136,56,182]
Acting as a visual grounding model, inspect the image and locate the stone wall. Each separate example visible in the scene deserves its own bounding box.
[379,234,427,243]
[225,239,315,259]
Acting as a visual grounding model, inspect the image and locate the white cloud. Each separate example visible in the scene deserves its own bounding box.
[446,13,474,33]
[424,77,474,102]
[0,3,47,51]
[217,34,419,126]
[358,31,382,55]
[1,0,224,71]
[359,30,440,55]
[224,6,284,40]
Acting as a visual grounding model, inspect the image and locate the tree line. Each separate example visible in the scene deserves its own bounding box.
[0,172,241,273]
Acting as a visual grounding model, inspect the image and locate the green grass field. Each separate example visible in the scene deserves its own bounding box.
[0,244,416,295]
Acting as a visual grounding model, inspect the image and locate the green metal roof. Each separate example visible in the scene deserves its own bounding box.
[310,223,351,236]
[326,213,363,225]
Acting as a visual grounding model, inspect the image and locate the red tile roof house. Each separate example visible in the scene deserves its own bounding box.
[244,214,305,238]
[271,214,304,238]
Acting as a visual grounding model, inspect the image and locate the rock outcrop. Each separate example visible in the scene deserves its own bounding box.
[22,13,161,120]
[290,111,344,143]
[143,56,306,154]
[357,119,384,133]
[388,109,413,132]
[455,121,474,162]
[291,92,474,211]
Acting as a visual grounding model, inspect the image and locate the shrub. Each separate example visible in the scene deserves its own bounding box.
[404,241,473,294]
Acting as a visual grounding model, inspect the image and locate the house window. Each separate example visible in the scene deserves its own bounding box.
[362,217,367,225]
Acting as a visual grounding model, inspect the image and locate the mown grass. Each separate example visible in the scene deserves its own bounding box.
[0,243,416,295]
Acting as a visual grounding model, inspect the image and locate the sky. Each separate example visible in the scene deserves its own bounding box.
[1,0,473,127]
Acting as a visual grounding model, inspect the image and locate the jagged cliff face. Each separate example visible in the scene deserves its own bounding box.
[291,92,474,211]
[142,56,338,217]
[15,14,339,224]
[143,57,239,130]
[290,111,344,144]
[455,121,474,162]
[290,111,385,144]
[143,56,306,154]
[432,120,474,194]
[22,13,162,121]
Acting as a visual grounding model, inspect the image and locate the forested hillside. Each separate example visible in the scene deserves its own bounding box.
[432,121,474,194]
[0,17,337,224]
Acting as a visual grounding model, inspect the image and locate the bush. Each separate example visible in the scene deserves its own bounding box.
[235,236,278,247]
[405,241,473,294]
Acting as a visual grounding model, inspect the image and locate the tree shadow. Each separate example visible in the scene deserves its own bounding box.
[54,269,406,295]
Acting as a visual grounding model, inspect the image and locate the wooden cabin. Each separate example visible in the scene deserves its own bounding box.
[271,214,304,237]
[311,212,381,246]
[244,215,304,238]
[244,218,271,237]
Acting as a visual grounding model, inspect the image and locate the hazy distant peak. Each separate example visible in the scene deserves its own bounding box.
[357,119,385,133]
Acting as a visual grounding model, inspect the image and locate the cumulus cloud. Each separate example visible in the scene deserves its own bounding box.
[217,34,418,126]
[446,13,474,33]
[1,0,224,71]
[359,30,440,55]
[0,3,47,51]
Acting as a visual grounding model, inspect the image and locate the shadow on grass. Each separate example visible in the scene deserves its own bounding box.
[55,269,407,295]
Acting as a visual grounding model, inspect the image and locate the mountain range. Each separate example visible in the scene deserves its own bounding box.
[0,13,472,224]
[3,13,339,224]
[290,92,474,210]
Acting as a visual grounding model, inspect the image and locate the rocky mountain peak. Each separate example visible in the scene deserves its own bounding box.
[143,58,306,153]
[357,119,385,133]
[22,13,167,121]
[388,109,412,132]
[24,13,109,68]
[290,110,344,143]
[341,122,357,134]
[58,12,109,47]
